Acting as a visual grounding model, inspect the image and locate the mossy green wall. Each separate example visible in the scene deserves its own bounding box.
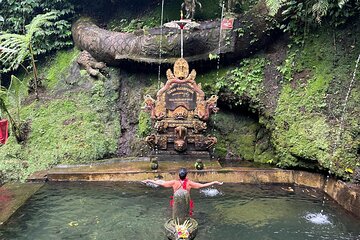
[0,49,120,182]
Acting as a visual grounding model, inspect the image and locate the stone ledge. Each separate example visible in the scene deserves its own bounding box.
[0,183,43,225]
[43,164,360,219]
[4,161,356,225]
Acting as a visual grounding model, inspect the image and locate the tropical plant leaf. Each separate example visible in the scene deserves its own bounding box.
[8,75,26,122]
[265,0,287,16]
[312,0,329,22]
[25,11,58,39]
[0,11,57,73]
[0,86,9,118]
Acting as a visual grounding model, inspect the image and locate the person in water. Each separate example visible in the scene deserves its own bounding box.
[142,168,223,216]
[142,168,223,193]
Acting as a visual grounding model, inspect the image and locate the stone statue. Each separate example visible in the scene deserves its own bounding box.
[181,0,202,19]
[143,58,218,155]
[72,1,280,65]
[226,0,237,13]
[174,126,188,152]
[77,50,106,77]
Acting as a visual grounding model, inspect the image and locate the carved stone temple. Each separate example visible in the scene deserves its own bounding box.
[144,58,218,159]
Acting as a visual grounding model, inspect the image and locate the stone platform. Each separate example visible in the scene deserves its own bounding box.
[0,183,43,225]
[149,151,212,161]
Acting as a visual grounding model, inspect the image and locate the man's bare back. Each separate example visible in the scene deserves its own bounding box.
[142,168,223,194]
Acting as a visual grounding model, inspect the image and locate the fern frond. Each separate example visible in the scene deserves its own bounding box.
[338,0,349,8]
[0,11,57,73]
[265,0,287,16]
[25,11,58,39]
[312,0,329,23]
[0,33,29,72]
[0,46,16,53]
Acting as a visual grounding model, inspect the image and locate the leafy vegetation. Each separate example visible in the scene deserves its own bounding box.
[0,12,58,98]
[1,0,360,182]
[266,0,360,33]
[215,57,266,106]
[0,0,74,56]
[0,75,29,143]
[138,111,152,138]
[271,23,360,178]
[0,49,120,183]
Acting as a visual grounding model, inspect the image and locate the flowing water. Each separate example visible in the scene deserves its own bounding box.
[1,183,359,240]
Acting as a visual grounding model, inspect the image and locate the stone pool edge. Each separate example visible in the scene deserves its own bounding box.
[42,168,360,218]
[1,168,358,226]
[0,183,44,225]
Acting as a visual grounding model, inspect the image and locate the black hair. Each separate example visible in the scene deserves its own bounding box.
[179,168,187,180]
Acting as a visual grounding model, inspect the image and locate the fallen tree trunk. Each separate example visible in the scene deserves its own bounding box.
[72,1,279,64]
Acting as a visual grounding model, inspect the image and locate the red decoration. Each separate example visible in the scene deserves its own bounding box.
[0,119,9,145]
[221,18,234,30]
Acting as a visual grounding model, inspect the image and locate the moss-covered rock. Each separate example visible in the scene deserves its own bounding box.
[269,23,360,178]
[211,110,276,163]
[138,111,152,138]
[0,49,120,182]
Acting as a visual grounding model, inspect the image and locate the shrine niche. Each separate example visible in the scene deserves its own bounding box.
[143,58,218,157]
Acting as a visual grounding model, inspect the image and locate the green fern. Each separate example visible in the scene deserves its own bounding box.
[312,0,329,22]
[266,0,354,25]
[265,0,286,16]
[0,11,57,99]
[0,11,57,72]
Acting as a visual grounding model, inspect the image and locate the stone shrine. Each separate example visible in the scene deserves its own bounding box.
[144,58,218,159]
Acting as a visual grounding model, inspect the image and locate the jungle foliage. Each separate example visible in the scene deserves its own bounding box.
[0,0,74,61]
[266,0,360,33]
[0,49,120,183]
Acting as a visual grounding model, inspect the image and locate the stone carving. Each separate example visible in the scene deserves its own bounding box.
[143,58,218,155]
[182,0,202,19]
[76,50,106,77]
[144,95,156,118]
[174,126,188,152]
[193,120,207,133]
[71,1,279,65]
[145,134,157,150]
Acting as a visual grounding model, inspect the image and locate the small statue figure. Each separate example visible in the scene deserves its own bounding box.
[205,136,217,149]
[193,120,207,133]
[182,0,202,19]
[195,95,218,121]
[145,134,157,150]
[155,121,168,133]
[226,0,236,13]
[143,95,156,119]
[174,126,188,152]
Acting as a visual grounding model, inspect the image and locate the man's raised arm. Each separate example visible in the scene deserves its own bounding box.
[142,179,176,188]
[189,181,223,189]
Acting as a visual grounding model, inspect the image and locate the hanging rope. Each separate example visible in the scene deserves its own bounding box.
[157,0,165,90]
[216,1,225,75]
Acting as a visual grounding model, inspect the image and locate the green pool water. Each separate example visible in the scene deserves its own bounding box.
[0,182,359,240]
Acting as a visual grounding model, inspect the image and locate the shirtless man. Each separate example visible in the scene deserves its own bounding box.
[142,168,223,193]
